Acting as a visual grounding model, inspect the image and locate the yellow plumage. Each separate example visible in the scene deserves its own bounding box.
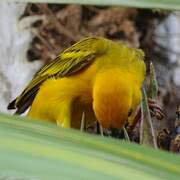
[8,37,146,129]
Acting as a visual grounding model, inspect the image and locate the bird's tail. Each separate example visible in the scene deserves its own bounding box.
[7,93,37,115]
[7,99,16,110]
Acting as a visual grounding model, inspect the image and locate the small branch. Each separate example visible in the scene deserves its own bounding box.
[39,4,79,42]
[149,62,158,100]
[154,41,180,57]
[31,28,55,51]
[175,106,180,134]
[140,87,157,148]
[80,112,85,132]
[149,62,162,136]
[123,127,130,142]
[100,125,104,137]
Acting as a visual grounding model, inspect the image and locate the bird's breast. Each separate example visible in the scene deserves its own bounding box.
[92,68,134,128]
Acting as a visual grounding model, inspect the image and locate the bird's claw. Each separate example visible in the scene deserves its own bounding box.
[126,98,164,131]
[148,98,164,120]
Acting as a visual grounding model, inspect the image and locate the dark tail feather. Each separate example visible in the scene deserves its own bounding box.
[7,76,47,114]
[7,90,37,114]
[15,89,37,114]
[7,99,17,110]
[14,97,34,114]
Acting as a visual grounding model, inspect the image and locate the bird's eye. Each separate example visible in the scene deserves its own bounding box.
[128,108,133,117]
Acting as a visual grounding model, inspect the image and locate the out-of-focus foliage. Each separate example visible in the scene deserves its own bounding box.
[0,113,180,179]
[7,0,180,10]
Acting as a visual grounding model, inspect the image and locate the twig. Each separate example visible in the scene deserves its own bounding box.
[154,41,180,57]
[149,62,161,132]
[140,87,157,148]
[39,4,79,42]
[149,61,166,137]
[123,127,130,142]
[149,62,158,100]
[31,28,55,51]
[175,106,180,134]
[100,125,104,137]
[80,112,85,132]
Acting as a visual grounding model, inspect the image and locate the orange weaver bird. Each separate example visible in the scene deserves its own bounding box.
[8,37,146,129]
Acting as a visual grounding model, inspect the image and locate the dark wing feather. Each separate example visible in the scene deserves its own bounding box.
[8,37,108,114]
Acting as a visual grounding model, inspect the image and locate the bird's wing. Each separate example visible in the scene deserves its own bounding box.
[7,37,108,114]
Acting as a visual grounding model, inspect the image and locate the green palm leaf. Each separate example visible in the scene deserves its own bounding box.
[0,113,179,179]
[7,0,180,10]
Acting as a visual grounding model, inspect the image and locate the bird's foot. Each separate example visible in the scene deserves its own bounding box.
[148,98,164,120]
[127,98,164,131]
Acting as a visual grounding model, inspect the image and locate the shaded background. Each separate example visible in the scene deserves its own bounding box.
[0,2,179,150]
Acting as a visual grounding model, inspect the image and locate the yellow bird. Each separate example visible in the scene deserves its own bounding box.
[8,37,146,129]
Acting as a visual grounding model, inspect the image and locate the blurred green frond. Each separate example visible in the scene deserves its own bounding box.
[5,0,180,10]
[0,113,180,179]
